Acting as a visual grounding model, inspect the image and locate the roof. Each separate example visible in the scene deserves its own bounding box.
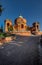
[19,15,23,18]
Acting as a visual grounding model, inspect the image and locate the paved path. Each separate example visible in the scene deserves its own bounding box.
[0,35,41,65]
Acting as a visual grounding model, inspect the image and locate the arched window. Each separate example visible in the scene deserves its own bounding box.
[37,25,39,29]
[21,24,24,28]
[7,23,10,26]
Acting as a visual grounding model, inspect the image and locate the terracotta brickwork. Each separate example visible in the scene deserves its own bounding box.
[4,16,42,35]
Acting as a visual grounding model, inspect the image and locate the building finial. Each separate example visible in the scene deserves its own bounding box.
[19,13,23,18]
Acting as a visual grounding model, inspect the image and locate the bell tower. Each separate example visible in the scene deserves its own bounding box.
[32,22,40,32]
[4,19,12,32]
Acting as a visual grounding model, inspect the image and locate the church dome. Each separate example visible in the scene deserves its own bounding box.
[14,16,27,25]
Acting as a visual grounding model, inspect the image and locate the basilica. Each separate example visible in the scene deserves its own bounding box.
[4,16,42,36]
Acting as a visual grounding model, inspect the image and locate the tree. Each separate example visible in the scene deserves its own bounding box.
[0,5,4,16]
[0,25,3,33]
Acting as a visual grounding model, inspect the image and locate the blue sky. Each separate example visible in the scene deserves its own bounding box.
[0,0,42,30]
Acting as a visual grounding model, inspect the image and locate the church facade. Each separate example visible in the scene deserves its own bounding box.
[4,16,42,35]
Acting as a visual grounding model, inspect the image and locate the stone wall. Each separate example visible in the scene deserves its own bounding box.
[13,31,31,36]
[0,36,16,45]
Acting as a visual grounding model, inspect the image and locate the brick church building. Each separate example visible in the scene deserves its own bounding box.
[4,16,42,36]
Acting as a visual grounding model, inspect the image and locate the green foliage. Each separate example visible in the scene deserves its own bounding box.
[0,33,7,38]
[0,33,4,38]
[8,25,13,32]
[0,25,3,32]
[3,33,7,37]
